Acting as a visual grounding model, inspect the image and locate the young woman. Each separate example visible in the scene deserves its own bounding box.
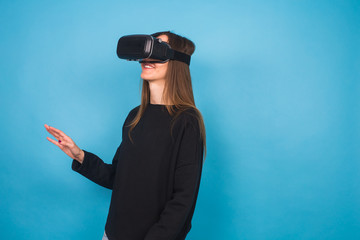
[45,31,206,240]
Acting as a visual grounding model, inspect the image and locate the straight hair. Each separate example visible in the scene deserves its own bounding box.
[127,31,207,162]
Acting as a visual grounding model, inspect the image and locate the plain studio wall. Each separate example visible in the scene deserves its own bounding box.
[0,0,359,239]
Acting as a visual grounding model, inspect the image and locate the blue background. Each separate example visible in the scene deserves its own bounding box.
[1,0,359,239]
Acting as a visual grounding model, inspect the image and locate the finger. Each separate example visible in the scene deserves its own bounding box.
[45,125,66,140]
[45,124,52,133]
[46,128,61,140]
[48,126,68,138]
[47,137,63,148]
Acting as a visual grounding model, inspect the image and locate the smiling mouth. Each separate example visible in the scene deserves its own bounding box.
[143,63,155,69]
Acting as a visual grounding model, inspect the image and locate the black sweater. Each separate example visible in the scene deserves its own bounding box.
[71,104,204,240]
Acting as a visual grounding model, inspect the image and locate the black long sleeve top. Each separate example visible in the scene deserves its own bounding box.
[71,103,204,240]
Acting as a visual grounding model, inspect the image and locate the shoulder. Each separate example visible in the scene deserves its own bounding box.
[174,108,204,150]
[129,105,140,116]
[174,107,202,132]
[180,108,199,123]
[123,105,140,125]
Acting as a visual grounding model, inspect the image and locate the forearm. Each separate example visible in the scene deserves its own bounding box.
[72,149,119,189]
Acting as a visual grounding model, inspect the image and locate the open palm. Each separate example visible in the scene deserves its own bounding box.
[44,124,84,163]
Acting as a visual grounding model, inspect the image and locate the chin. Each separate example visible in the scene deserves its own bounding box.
[141,73,157,81]
[141,73,166,82]
[141,74,151,80]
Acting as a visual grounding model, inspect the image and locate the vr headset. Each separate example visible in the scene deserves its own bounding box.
[117,34,191,65]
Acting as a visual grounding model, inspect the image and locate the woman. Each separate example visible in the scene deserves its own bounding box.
[45,31,206,240]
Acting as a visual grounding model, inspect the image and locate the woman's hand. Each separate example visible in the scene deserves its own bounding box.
[44,124,85,163]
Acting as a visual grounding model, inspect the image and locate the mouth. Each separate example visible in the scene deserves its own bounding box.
[142,63,155,70]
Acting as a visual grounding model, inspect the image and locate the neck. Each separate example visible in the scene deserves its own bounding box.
[148,79,172,105]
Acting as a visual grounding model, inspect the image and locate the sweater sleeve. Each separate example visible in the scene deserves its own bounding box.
[144,117,204,240]
[71,147,121,189]
[71,106,137,190]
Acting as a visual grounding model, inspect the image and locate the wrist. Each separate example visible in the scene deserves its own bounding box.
[76,150,85,164]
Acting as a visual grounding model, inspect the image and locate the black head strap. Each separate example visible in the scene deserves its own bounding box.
[170,50,191,65]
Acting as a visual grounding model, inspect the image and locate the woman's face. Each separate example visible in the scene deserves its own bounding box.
[140,35,169,82]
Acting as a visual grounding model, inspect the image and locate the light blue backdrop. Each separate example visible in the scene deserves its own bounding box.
[1,0,359,239]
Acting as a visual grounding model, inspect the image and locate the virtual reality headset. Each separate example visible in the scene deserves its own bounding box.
[117,34,191,65]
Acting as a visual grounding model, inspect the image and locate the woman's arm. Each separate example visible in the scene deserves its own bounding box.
[45,108,137,190]
[44,124,119,190]
[71,148,120,189]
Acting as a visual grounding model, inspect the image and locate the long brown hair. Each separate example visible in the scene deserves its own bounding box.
[127,31,207,161]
